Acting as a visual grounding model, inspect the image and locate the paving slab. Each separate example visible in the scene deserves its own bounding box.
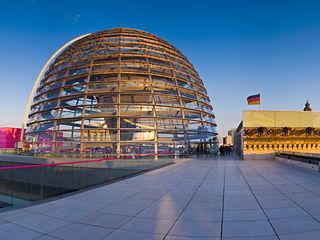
[223,209,266,221]
[76,212,131,228]
[222,220,275,238]
[48,222,113,240]
[279,230,320,240]
[44,207,91,222]
[14,214,71,234]
[34,236,60,240]
[0,209,38,222]
[0,223,43,240]
[223,236,278,240]
[166,236,219,240]
[169,220,221,237]
[270,216,320,235]
[137,206,183,220]
[102,229,164,240]
[1,156,320,239]
[120,217,175,234]
[179,209,222,221]
[264,207,309,219]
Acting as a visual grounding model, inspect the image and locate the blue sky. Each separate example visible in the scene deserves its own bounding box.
[0,0,320,135]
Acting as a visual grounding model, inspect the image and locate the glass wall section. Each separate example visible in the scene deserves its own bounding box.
[26,28,217,157]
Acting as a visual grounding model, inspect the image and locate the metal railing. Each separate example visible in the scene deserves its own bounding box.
[275,151,320,172]
[276,151,320,165]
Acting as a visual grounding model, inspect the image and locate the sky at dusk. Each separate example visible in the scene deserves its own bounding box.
[0,0,320,135]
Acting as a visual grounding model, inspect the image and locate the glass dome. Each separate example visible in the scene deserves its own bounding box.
[26,28,217,156]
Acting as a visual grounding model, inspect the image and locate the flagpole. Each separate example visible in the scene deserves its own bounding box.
[258,93,261,110]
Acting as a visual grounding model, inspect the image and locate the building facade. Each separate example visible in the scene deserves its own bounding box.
[0,128,23,152]
[236,110,320,159]
[223,135,232,145]
[25,28,217,157]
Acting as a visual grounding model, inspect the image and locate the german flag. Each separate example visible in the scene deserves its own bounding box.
[247,94,260,105]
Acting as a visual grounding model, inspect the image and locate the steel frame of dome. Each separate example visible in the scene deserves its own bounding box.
[25,28,217,158]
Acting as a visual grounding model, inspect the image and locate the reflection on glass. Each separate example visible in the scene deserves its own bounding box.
[26,28,217,156]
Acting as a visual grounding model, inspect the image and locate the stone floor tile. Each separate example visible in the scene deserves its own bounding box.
[25,203,58,214]
[222,236,278,240]
[169,220,221,237]
[77,212,131,228]
[0,209,39,222]
[102,229,164,240]
[151,199,189,210]
[187,201,223,210]
[287,192,318,199]
[264,207,309,219]
[279,230,320,240]
[53,198,111,212]
[15,215,71,234]
[34,236,61,240]
[0,222,43,240]
[255,193,288,201]
[222,220,275,237]
[300,205,320,215]
[166,236,219,240]
[270,216,320,235]
[101,203,147,216]
[132,192,165,200]
[224,200,261,210]
[44,207,91,222]
[0,218,7,225]
[49,222,112,240]
[4,157,320,239]
[192,195,223,202]
[121,217,175,234]
[137,205,183,220]
[223,209,266,221]
[118,198,155,207]
[179,209,222,221]
[259,199,296,209]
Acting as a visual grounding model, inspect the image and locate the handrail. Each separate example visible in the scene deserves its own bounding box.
[276,151,320,166]
[276,151,320,160]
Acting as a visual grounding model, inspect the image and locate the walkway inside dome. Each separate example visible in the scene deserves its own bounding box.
[1,155,320,239]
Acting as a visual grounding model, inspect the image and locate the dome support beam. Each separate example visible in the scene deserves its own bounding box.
[20,34,91,143]
[22,28,217,157]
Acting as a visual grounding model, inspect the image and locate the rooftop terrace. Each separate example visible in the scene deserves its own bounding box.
[1,156,320,239]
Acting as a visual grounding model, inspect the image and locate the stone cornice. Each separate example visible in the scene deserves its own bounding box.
[244,127,320,138]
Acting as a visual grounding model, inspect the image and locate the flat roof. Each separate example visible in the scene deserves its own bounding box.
[1,157,319,238]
